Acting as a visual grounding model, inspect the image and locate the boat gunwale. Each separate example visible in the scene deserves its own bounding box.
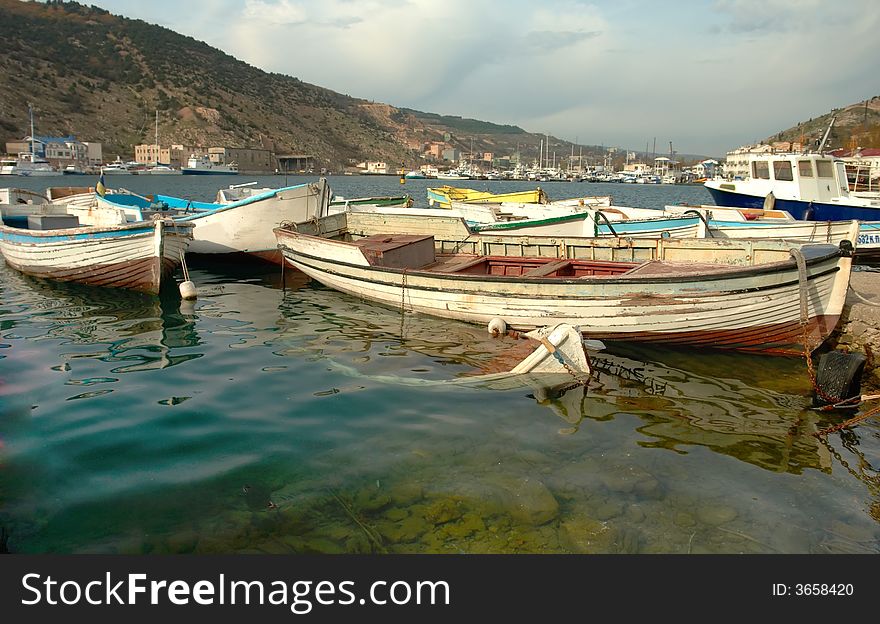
[275,229,845,287]
[0,218,194,240]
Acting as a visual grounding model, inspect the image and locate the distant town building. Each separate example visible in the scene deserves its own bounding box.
[210,147,275,173]
[362,161,397,174]
[277,154,316,173]
[685,159,719,180]
[134,143,172,165]
[724,144,774,180]
[425,142,445,159]
[6,135,96,169]
[441,148,461,162]
[83,142,103,166]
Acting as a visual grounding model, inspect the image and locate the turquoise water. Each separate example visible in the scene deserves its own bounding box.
[1,177,879,554]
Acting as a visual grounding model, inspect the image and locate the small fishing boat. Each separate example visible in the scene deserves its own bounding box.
[427,185,549,207]
[330,323,597,392]
[0,211,193,294]
[96,178,331,263]
[275,215,858,355]
[329,195,413,210]
[219,183,412,212]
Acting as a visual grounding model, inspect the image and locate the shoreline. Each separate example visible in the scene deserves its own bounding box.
[827,270,880,391]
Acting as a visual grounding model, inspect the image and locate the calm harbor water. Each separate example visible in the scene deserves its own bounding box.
[1,175,879,554]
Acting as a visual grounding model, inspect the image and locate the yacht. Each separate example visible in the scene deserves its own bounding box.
[12,152,56,176]
[0,157,17,175]
[181,154,238,175]
[143,164,181,175]
[101,158,133,174]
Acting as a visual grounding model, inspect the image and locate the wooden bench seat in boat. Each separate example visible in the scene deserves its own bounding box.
[521,259,572,277]
[428,255,488,273]
[425,255,639,277]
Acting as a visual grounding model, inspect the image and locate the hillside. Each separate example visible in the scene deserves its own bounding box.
[767,96,880,151]
[0,0,607,169]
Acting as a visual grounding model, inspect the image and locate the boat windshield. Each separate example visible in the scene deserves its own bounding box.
[773,161,793,181]
[753,161,770,179]
[816,160,834,178]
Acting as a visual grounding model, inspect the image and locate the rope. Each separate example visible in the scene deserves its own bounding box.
[789,248,809,325]
[849,287,880,307]
[399,268,409,340]
[179,250,190,282]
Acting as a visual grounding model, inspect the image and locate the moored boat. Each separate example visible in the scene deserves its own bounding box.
[181,154,238,175]
[427,185,549,208]
[96,178,331,263]
[143,164,181,175]
[0,212,193,294]
[275,213,858,355]
[705,153,880,220]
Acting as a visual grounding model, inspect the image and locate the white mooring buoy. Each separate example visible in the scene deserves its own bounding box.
[179,280,198,300]
[488,317,507,337]
[178,250,197,300]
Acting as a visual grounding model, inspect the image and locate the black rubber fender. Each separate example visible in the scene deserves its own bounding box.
[813,350,867,407]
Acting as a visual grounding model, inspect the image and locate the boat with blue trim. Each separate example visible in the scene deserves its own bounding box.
[95,178,330,264]
[0,207,193,294]
[705,153,880,221]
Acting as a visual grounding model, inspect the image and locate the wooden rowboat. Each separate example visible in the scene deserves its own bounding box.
[274,218,858,355]
[0,216,193,294]
[427,185,549,208]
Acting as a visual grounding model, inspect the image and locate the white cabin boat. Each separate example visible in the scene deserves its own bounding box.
[181,155,238,175]
[705,153,880,220]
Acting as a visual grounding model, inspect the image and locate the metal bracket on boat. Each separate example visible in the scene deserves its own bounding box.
[594,211,619,237]
[681,209,716,238]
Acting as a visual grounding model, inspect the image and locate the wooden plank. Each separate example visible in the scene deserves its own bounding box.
[432,255,487,273]
[522,259,571,277]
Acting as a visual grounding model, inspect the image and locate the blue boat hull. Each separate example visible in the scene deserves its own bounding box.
[706,187,880,222]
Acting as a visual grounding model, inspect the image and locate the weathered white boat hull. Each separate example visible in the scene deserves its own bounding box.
[0,220,192,294]
[97,179,329,264]
[275,226,854,355]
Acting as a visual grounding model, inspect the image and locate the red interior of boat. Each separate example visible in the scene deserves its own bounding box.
[428,255,639,277]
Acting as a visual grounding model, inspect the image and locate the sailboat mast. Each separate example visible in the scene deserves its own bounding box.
[154,110,159,164]
[28,102,34,156]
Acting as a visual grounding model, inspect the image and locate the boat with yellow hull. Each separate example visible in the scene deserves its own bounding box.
[427,185,548,208]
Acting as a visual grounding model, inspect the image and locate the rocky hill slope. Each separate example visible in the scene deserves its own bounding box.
[0,0,604,169]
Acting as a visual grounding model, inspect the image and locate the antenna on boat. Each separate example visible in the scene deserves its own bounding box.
[818,116,836,153]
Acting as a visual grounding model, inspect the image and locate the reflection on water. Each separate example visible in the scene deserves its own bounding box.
[1,260,879,554]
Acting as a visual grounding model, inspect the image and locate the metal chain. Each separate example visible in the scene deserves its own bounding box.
[815,403,880,437]
[541,336,593,388]
[399,268,409,340]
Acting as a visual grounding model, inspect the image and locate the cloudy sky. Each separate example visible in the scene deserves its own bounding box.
[92,0,880,156]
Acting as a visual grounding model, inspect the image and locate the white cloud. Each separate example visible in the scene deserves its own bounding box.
[242,0,307,24]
